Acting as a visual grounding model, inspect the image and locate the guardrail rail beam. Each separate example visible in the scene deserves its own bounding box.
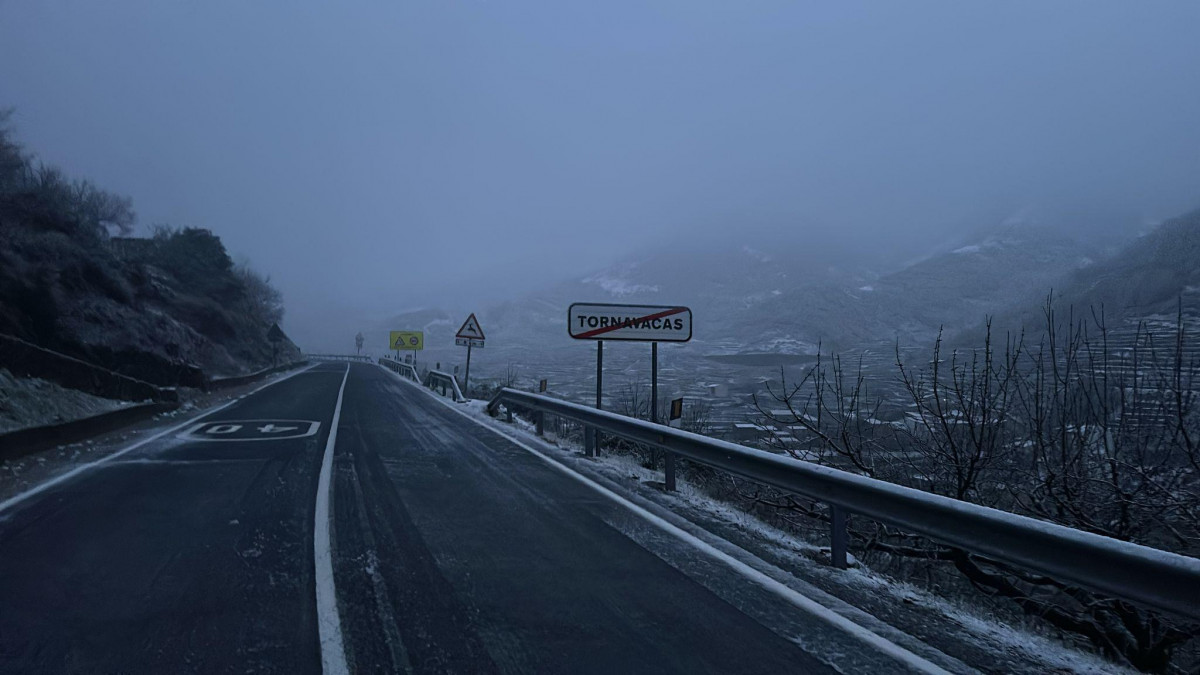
[485,387,1200,621]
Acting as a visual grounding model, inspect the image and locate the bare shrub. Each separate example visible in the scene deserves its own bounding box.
[751,299,1199,672]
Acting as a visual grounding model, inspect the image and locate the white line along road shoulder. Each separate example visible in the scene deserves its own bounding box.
[0,364,318,517]
[314,364,350,675]
[384,366,952,675]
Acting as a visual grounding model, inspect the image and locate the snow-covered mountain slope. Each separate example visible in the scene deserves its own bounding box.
[368,210,1170,362]
[977,207,1200,338]
[469,217,1123,355]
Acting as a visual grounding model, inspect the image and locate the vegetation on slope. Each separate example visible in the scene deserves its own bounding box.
[0,112,292,385]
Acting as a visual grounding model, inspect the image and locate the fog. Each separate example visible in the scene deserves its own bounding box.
[2,2,1198,348]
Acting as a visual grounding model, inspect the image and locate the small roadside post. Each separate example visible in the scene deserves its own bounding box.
[567,302,693,474]
[830,506,849,569]
[666,396,684,490]
[668,398,683,427]
[455,313,486,396]
[536,379,548,436]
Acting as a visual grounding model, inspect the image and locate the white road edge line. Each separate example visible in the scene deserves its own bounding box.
[314,363,351,675]
[0,364,319,516]
[385,367,951,675]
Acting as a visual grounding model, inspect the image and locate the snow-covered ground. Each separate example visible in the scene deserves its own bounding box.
[581,262,660,297]
[0,368,135,434]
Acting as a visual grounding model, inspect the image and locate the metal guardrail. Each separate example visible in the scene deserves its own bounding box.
[425,370,466,402]
[208,360,309,390]
[378,357,421,382]
[486,388,1200,621]
[304,353,373,363]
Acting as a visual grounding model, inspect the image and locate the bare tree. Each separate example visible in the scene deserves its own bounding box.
[749,301,1199,672]
[234,262,284,326]
[502,361,520,389]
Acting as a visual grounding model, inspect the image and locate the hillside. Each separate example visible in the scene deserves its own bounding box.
[0,120,294,385]
[972,208,1200,340]
[1050,208,1200,318]
[455,215,1120,357]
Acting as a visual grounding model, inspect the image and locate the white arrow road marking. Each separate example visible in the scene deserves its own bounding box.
[257,424,299,434]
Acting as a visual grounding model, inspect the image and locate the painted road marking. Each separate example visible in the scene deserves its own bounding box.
[314,364,350,675]
[382,365,951,675]
[0,365,318,517]
[177,420,321,442]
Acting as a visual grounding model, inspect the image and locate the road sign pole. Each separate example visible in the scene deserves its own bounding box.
[596,340,603,412]
[464,344,472,396]
[651,342,658,424]
[588,340,603,456]
[653,341,676,490]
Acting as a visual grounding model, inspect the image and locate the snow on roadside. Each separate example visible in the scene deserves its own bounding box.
[0,368,134,434]
[449,388,1131,674]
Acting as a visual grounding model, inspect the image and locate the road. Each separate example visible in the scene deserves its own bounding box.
[0,362,926,674]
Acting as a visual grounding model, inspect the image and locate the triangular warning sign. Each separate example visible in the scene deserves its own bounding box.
[456,313,485,340]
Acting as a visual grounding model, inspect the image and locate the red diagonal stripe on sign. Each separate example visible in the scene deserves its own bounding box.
[575,307,688,339]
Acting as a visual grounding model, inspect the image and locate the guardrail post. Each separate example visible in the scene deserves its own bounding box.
[830,505,848,569]
[664,452,676,491]
[585,428,595,457]
[536,411,544,436]
[505,406,513,424]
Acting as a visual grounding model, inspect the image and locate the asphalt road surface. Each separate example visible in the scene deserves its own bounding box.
[0,362,924,674]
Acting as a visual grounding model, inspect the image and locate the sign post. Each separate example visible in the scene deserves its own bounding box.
[455,313,486,395]
[651,341,673,488]
[592,341,603,455]
[651,342,658,424]
[267,323,286,369]
[568,303,692,471]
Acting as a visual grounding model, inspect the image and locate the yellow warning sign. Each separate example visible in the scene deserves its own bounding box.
[389,331,424,351]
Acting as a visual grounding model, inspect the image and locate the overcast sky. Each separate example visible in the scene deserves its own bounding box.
[2,1,1199,344]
